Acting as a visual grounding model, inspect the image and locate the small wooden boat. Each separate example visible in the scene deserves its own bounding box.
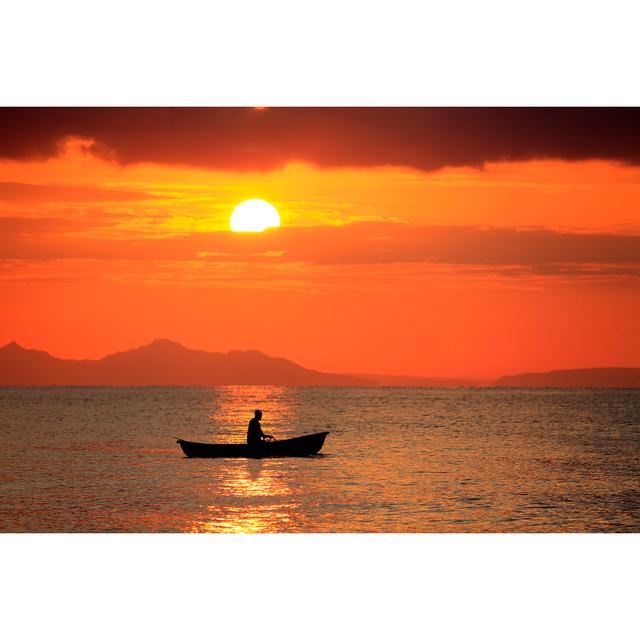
[176,431,329,458]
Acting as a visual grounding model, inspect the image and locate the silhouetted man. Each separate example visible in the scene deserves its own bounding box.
[247,410,274,446]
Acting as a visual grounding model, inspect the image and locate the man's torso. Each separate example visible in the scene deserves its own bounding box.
[247,418,262,445]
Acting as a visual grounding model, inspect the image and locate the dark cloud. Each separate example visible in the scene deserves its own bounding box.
[2,218,640,271]
[1,108,639,171]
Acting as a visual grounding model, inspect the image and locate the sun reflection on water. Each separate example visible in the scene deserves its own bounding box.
[188,460,301,533]
[191,503,299,533]
[187,386,308,533]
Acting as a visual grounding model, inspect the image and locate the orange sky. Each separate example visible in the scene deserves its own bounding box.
[2,110,640,379]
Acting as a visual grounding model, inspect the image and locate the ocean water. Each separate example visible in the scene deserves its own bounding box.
[1,386,639,533]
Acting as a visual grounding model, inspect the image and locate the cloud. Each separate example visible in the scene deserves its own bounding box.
[2,217,640,274]
[0,182,160,203]
[1,108,639,172]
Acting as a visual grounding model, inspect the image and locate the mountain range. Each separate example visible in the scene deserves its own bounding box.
[0,339,365,386]
[0,340,639,387]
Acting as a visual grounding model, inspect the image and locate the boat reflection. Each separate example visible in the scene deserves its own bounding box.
[189,460,303,533]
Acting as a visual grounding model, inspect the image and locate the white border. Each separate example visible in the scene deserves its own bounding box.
[1,1,640,105]
[1,533,638,639]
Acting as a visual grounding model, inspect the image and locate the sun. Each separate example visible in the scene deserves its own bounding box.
[230,199,281,232]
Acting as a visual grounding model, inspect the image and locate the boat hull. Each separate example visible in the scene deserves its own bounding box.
[177,431,329,458]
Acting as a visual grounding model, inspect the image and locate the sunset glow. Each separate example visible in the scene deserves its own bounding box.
[1,108,639,379]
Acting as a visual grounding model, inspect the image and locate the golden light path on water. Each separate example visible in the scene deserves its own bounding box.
[188,462,298,533]
[187,386,302,533]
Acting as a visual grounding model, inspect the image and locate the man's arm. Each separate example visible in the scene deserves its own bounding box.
[260,425,274,441]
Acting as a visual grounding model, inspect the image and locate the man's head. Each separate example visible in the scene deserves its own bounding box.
[255,409,262,420]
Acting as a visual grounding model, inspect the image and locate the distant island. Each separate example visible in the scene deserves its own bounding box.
[1,340,639,387]
[494,368,640,388]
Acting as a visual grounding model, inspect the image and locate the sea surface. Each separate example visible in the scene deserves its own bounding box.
[1,387,639,533]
